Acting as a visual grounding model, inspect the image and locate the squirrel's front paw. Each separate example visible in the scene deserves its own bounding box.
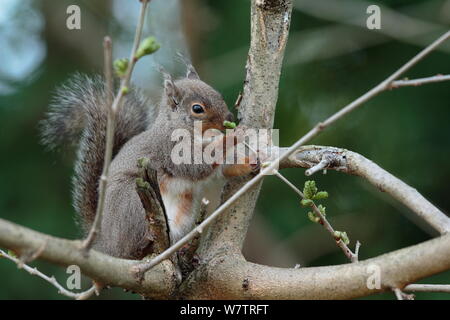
[222,156,260,178]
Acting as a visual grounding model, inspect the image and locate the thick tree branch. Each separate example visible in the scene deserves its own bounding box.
[0,219,176,298]
[181,232,450,299]
[2,215,449,300]
[198,0,293,256]
[279,145,450,234]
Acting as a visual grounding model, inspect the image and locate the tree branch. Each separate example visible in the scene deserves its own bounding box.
[198,0,294,256]
[181,232,450,299]
[404,284,450,293]
[2,215,449,299]
[279,145,450,234]
[315,30,450,133]
[389,74,450,88]
[0,219,176,298]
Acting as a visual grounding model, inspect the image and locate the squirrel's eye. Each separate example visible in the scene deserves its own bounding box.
[192,104,205,114]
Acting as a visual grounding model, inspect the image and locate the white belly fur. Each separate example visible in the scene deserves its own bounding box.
[160,171,225,244]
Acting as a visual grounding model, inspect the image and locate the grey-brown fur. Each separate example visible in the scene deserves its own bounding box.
[40,73,151,234]
[41,68,233,259]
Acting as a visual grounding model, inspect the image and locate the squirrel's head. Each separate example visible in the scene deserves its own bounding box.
[161,64,233,132]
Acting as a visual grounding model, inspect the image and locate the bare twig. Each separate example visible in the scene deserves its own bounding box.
[305,156,331,176]
[389,74,450,88]
[316,31,450,133]
[273,170,359,262]
[354,240,361,258]
[234,91,243,109]
[82,0,151,251]
[103,36,113,106]
[404,284,450,293]
[82,37,114,252]
[131,31,450,275]
[393,287,415,300]
[0,249,99,300]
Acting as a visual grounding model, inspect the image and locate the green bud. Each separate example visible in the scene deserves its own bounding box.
[313,191,329,200]
[261,162,271,168]
[135,36,160,59]
[7,250,17,258]
[303,180,318,199]
[137,157,150,169]
[113,58,129,77]
[317,204,326,215]
[308,211,320,223]
[121,86,130,95]
[334,231,350,245]
[300,199,313,207]
[135,177,150,189]
[223,120,237,129]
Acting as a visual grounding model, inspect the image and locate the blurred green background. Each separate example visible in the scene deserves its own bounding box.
[0,0,449,299]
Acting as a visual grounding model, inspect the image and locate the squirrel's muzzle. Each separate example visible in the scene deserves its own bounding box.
[225,113,234,123]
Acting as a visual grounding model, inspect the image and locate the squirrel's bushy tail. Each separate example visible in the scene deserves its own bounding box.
[40,73,151,232]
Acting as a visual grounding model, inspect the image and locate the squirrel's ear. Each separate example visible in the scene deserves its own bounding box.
[164,78,180,110]
[176,52,200,80]
[186,65,200,80]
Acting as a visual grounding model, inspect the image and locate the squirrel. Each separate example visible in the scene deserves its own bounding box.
[41,64,258,260]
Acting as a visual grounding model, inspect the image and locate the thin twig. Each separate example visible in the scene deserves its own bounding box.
[389,74,450,88]
[234,91,243,109]
[273,170,359,262]
[0,249,99,300]
[305,157,331,176]
[103,36,114,106]
[393,288,404,300]
[354,240,361,258]
[130,31,450,275]
[393,287,415,300]
[317,31,450,133]
[404,284,450,293]
[82,0,150,251]
[82,37,114,251]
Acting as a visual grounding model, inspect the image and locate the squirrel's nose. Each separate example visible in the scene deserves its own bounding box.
[225,113,234,122]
